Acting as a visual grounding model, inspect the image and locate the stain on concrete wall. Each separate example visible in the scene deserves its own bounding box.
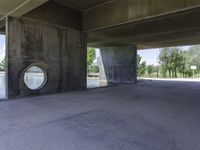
[99,46,137,83]
[7,17,86,98]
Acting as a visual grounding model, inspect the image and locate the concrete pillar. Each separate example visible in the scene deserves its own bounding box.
[99,45,137,84]
[7,17,86,98]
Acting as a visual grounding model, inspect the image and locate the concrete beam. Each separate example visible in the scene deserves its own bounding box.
[138,38,200,49]
[83,0,200,32]
[0,0,47,18]
[87,8,200,48]
[23,1,82,30]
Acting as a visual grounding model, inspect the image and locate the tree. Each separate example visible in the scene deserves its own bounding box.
[170,48,185,78]
[89,65,99,73]
[139,61,147,76]
[187,45,200,68]
[159,47,185,78]
[153,65,160,78]
[146,65,154,76]
[137,55,142,67]
[159,48,171,77]
[87,47,96,73]
[137,54,147,76]
[0,59,6,71]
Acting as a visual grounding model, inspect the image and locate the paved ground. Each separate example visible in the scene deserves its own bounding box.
[139,77,200,82]
[0,80,200,150]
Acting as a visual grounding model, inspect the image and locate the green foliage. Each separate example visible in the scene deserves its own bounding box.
[187,45,200,68]
[137,55,147,76]
[137,55,142,67]
[139,62,147,76]
[159,47,186,78]
[87,47,96,73]
[146,65,154,76]
[0,59,6,71]
[138,45,200,78]
[88,65,99,73]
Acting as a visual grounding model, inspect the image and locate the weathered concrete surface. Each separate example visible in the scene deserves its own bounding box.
[55,0,110,11]
[0,19,5,34]
[7,17,86,98]
[0,0,47,18]
[87,7,200,48]
[24,1,82,30]
[2,0,200,48]
[99,46,137,83]
[83,0,200,31]
[0,80,200,149]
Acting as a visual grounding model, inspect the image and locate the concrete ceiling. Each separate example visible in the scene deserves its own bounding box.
[0,0,200,49]
[87,7,200,49]
[54,0,111,11]
[0,0,26,14]
[0,0,47,19]
[0,14,4,18]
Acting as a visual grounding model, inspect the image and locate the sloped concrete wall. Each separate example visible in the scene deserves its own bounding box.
[99,46,137,83]
[7,17,86,98]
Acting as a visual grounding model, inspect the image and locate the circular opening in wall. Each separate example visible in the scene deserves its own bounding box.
[24,66,47,90]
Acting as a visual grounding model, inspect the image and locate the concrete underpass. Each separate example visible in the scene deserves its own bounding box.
[0,0,200,149]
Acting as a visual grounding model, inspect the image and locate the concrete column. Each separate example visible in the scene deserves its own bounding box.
[7,17,86,98]
[99,45,137,84]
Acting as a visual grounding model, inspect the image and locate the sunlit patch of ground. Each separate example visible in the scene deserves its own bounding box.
[138,77,200,82]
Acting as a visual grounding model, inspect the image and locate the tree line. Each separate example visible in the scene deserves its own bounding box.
[138,45,200,78]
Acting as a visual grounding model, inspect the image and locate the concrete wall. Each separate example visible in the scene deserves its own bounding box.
[99,46,137,83]
[7,17,86,98]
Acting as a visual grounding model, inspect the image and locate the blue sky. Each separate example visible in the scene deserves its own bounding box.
[0,35,5,62]
[138,49,160,65]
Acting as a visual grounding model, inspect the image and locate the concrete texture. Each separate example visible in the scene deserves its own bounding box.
[99,46,137,83]
[2,0,200,48]
[83,0,200,31]
[0,18,5,34]
[7,17,86,98]
[0,0,47,17]
[87,7,200,48]
[0,80,200,149]
[24,1,82,30]
[55,0,110,11]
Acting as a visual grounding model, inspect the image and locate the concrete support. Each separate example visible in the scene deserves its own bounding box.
[7,17,86,98]
[99,46,137,84]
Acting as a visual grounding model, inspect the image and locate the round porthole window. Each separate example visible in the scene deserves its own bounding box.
[24,66,47,90]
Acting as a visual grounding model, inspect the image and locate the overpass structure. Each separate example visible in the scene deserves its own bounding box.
[0,0,200,98]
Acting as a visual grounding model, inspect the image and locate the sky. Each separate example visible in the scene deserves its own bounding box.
[0,35,5,62]
[138,49,160,66]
